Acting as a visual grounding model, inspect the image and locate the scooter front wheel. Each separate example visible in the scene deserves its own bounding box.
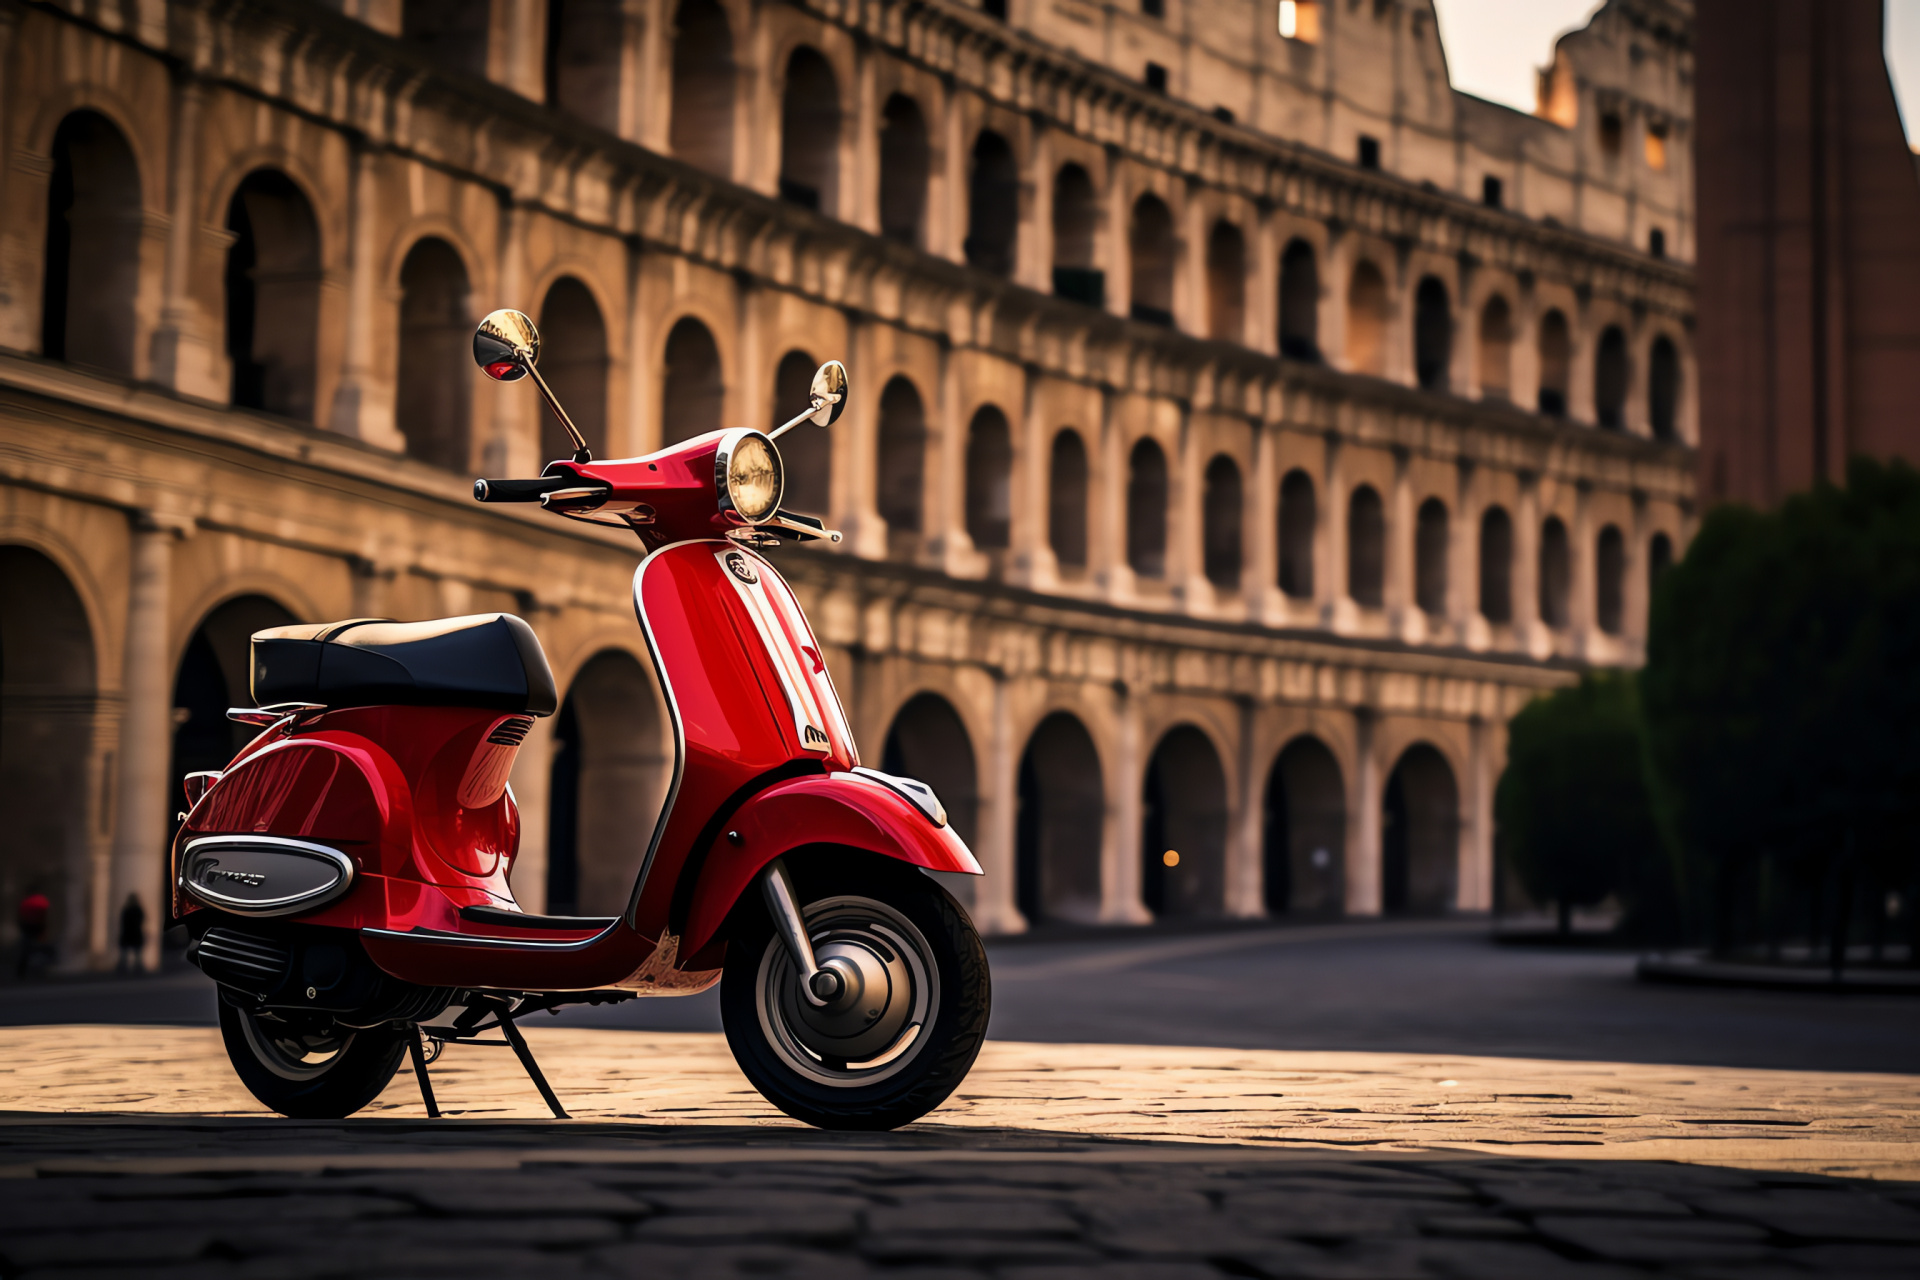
[218,998,409,1119]
[720,856,990,1131]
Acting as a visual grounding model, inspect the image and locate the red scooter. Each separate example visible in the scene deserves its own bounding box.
[173,308,989,1130]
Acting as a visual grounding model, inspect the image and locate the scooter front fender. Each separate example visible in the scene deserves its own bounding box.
[677,771,982,960]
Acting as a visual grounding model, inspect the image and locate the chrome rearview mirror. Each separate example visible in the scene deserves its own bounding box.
[769,360,849,440]
[472,308,592,463]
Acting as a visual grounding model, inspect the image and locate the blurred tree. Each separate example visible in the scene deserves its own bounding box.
[1640,458,1920,967]
[1497,672,1664,935]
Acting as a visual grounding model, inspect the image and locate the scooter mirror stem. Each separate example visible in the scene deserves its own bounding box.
[473,309,592,463]
[759,859,843,1007]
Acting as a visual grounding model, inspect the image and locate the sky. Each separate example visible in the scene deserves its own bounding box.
[1430,0,1920,149]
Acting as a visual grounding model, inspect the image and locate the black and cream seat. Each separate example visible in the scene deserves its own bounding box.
[249,614,558,716]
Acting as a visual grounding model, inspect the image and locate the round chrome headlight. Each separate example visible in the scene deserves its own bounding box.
[718,431,783,524]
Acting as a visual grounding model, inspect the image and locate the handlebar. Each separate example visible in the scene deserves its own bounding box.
[472,476,574,503]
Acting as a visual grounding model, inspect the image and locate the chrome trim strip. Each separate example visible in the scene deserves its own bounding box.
[180,835,355,917]
[359,923,622,952]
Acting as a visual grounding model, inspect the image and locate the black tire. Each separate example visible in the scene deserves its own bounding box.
[217,997,409,1119]
[720,854,990,1131]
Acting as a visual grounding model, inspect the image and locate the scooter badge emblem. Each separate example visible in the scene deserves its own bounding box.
[724,551,760,584]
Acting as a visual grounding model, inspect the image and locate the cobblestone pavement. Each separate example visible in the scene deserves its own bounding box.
[3,1026,1917,1277]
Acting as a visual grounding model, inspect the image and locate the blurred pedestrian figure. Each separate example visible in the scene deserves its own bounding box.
[117,893,145,974]
[16,890,50,977]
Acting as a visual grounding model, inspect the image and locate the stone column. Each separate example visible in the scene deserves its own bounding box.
[109,513,186,971]
[1225,697,1264,918]
[328,145,405,451]
[1245,420,1278,623]
[1453,459,1483,649]
[836,313,886,559]
[149,80,222,400]
[1101,677,1150,923]
[1006,363,1057,589]
[1345,709,1381,915]
[970,670,1026,935]
[1322,432,1353,632]
[485,202,535,476]
[850,43,880,235]
[1570,480,1595,657]
[1626,490,1651,660]
[1173,407,1208,614]
[508,711,556,914]
[1016,124,1050,294]
[1515,472,1545,657]
[1248,207,1279,355]
[1458,714,1494,912]
[1385,448,1415,639]
[929,346,975,573]
[490,0,548,99]
[635,0,671,150]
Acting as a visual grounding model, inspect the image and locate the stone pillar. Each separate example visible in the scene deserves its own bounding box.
[1453,459,1483,649]
[1101,677,1150,923]
[1385,448,1415,639]
[933,81,965,264]
[1107,164,1133,320]
[328,145,405,451]
[1458,714,1494,912]
[485,202,535,476]
[109,514,186,971]
[635,0,671,150]
[1173,407,1208,614]
[970,670,1026,935]
[837,313,886,559]
[1346,709,1381,915]
[1092,389,1134,601]
[1626,489,1651,659]
[1569,480,1595,656]
[1016,124,1050,294]
[1248,208,1279,356]
[1515,472,1546,657]
[929,346,975,573]
[1006,363,1058,589]
[149,80,223,400]
[508,710,556,913]
[1245,420,1278,622]
[1225,697,1264,918]
[490,0,548,99]
[1322,432,1354,632]
[850,43,880,235]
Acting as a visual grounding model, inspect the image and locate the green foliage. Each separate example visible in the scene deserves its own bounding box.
[1496,671,1665,932]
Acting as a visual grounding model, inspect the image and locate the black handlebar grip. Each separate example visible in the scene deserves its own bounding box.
[473,477,567,503]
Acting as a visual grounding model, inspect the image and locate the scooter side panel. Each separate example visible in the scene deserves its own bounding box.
[676,771,983,958]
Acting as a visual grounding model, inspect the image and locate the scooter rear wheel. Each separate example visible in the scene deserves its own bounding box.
[721,855,990,1131]
[218,998,409,1119]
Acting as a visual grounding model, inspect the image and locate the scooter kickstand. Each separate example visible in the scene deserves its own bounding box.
[407,1025,441,1119]
[497,1006,570,1119]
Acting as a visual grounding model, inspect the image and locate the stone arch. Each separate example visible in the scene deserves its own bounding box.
[879,94,929,247]
[661,315,724,445]
[0,547,99,960]
[171,595,299,847]
[1478,295,1512,401]
[1595,325,1629,429]
[547,649,672,916]
[965,130,1018,276]
[537,276,609,461]
[779,46,840,215]
[1278,468,1316,598]
[1263,735,1345,916]
[1346,260,1388,375]
[1537,308,1571,416]
[1128,193,1175,325]
[1415,496,1449,616]
[883,693,980,905]
[396,236,474,470]
[1278,238,1319,360]
[1202,454,1243,588]
[403,1,490,75]
[1347,484,1385,607]
[1126,437,1169,579]
[1539,515,1572,628]
[670,0,735,177]
[224,169,321,422]
[1413,275,1452,391]
[1206,220,1246,341]
[772,349,830,515]
[1048,428,1090,569]
[1649,334,1681,441]
[42,109,141,375]
[877,375,927,552]
[545,0,625,131]
[1016,711,1104,923]
[1142,724,1229,919]
[1052,163,1100,304]
[1596,523,1626,635]
[1382,743,1459,916]
[965,405,1013,551]
[1479,505,1514,624]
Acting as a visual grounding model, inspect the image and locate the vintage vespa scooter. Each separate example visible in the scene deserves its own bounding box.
[173,308,990,1131]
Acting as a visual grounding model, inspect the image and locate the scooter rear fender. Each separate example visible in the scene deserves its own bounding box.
[677,770,982,960]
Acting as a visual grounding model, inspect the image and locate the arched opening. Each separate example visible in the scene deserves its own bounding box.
[1649,335,1680,441]
[225,170,321,422]
[660,316,723,446]
[1048,429,1089,569]
[1539,516,1572,628]
[1415,497,1449,616]
[1278,239,1319,360]
[0,548,98,965]
[1202,455,1243,588]
[884,694,979,907]
[171,596,298,853]
[396,238,473,470]
[1206,221,1246,342]
[1479,506,1514,624]
[1596,524,1626,635]
[1595,325,1629,429]
[1015,712,1104,923]
[403,0,490,75]
[1263,736,1344,916]
[1126,437,1168,579]
[1128,194,1174,326]
[879,95,929,247]
[670,0,735,177]
[1382,744,1459,916]
[1413,276,1452,391]
[877,376,927,555]
[41,110,141,374]
[779,47,840,215]
[1051,163,1102,305]
[1278,469,1316,599]
[547,650,671,916]
[1347,484,1384,607]
[772,350,829,515]
[1346,260,1388,376]
[965,130,1018,277]
[545,0,625,130]
[1537,309,1571,416]
[537,277,609,461]
[1477,295,1512,401]
[1142,725,1228,919]
[965,405,1013,551]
